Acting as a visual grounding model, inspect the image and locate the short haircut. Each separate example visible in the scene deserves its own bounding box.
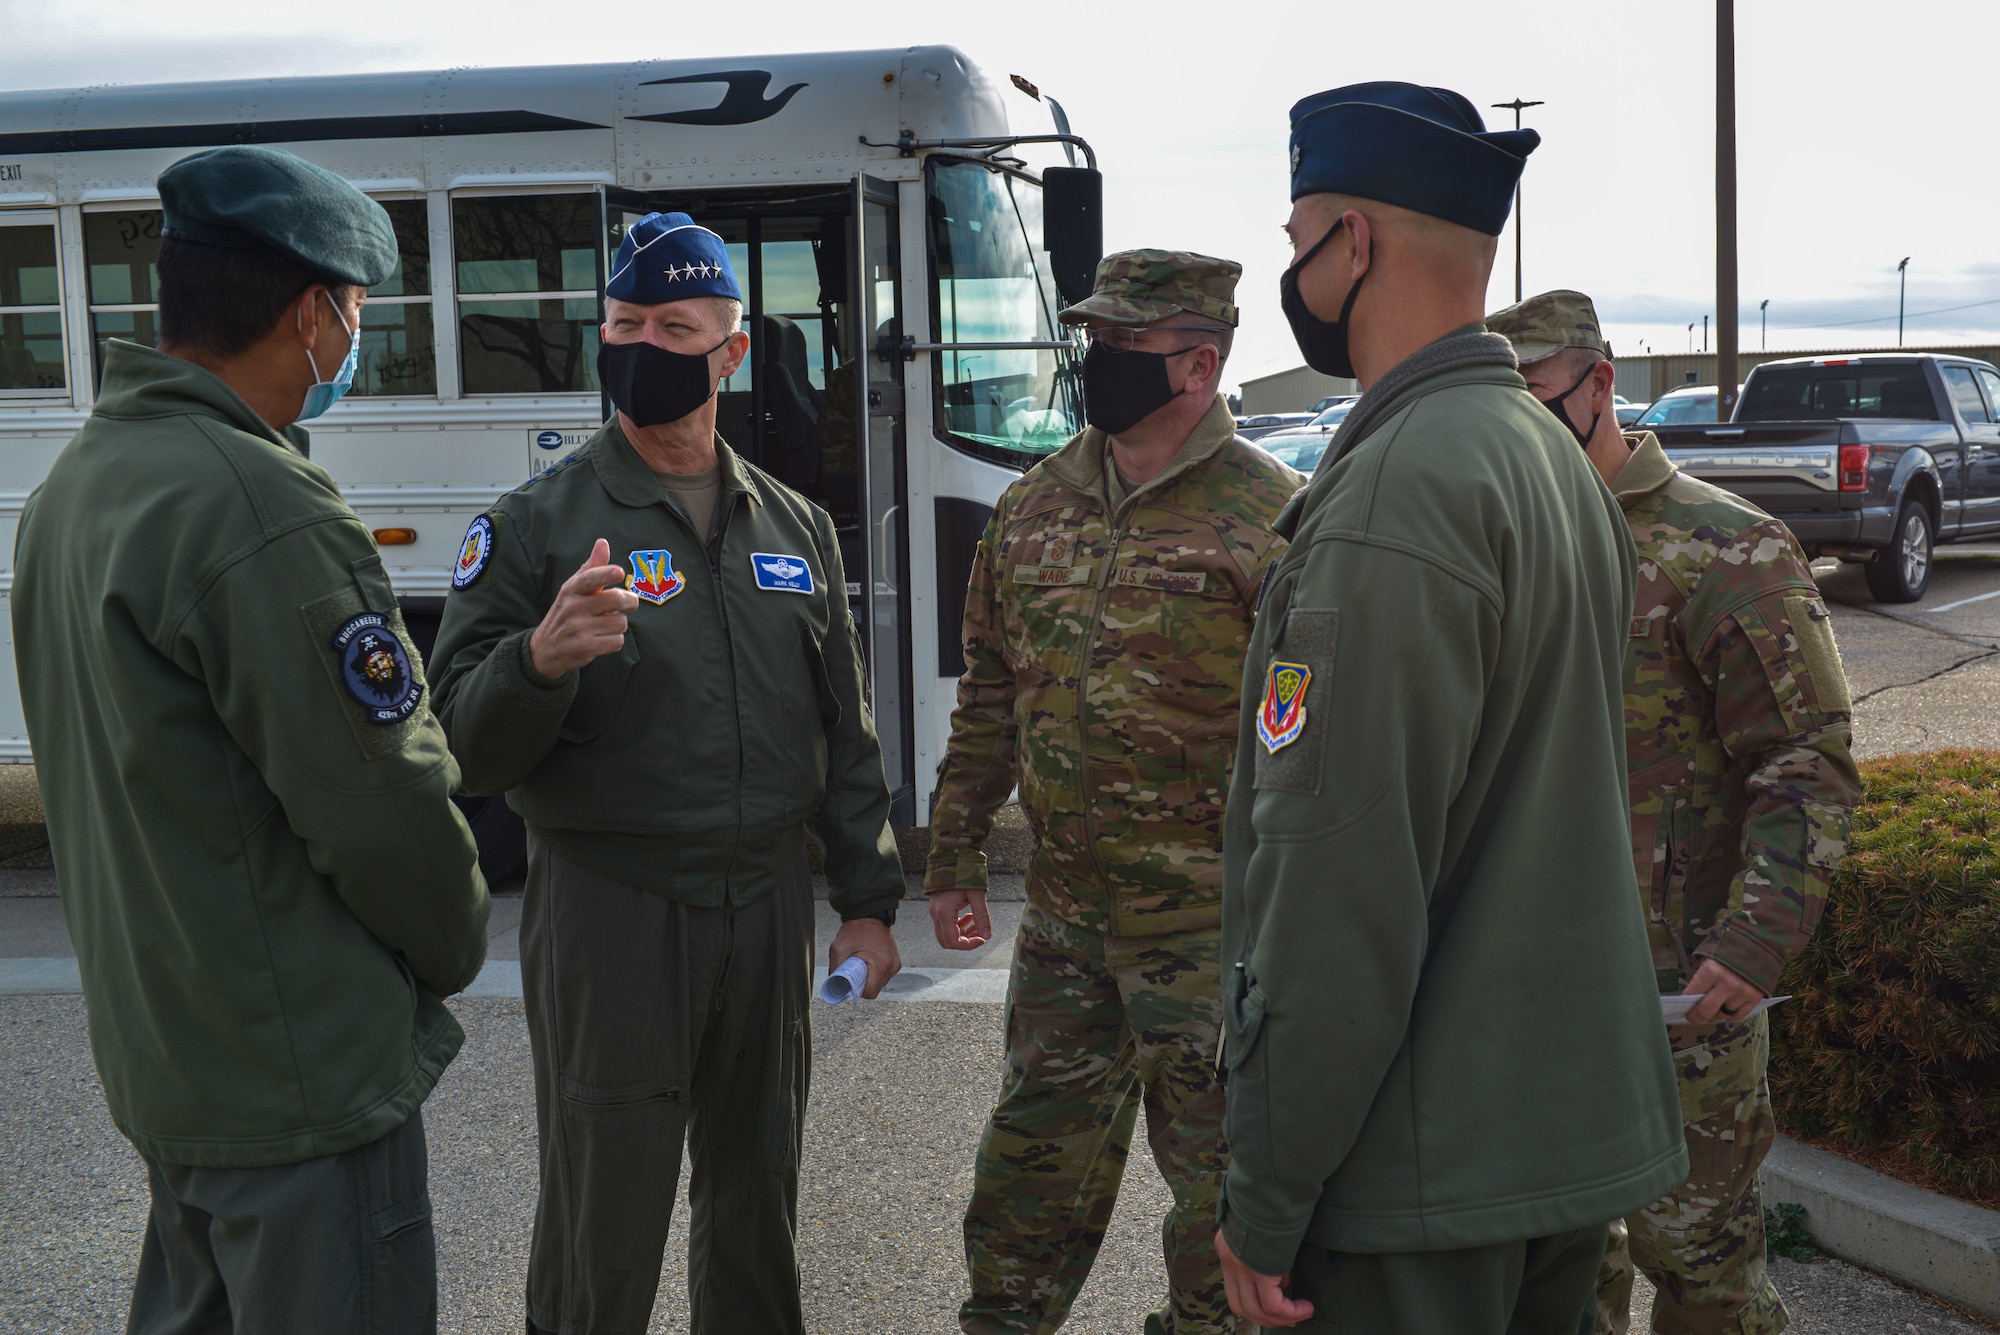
[708,297,744,335]
[1541,346,1606,379]
[1180,315,1234,363]
[157,237,357,360]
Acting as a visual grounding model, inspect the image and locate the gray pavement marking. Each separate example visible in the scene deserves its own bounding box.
[449,959,1009,1004]
[1929,586,2000,614]
[0,958,78,994]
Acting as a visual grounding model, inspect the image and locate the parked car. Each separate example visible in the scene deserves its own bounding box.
[1253,401,1356,472]
[1615,394,1649,428]
[1237,412,1315,441]
[1311,393,1359,414]
[1650,353,2000,602]
[1634,385,1728,427]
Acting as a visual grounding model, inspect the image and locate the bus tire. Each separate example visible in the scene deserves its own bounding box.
[454,794,527,887]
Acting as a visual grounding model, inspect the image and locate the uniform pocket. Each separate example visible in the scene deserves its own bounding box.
[1252,607,1338,796]
[558,634,641,744]
[1224,964,1275,1179]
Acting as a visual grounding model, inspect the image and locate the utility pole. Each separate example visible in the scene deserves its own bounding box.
[1688,322,1696,354]
[1898,257,1911,346]
[1760,298,1769,351]
[1703,315,1709,353]
[1492,97,1544,302]
[1716,0,1740,418]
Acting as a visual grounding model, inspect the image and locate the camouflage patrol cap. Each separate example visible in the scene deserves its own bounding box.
[1485,288,1612,364]
[1057,249,1240,327]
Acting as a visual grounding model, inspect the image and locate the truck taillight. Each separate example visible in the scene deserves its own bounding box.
[1839,444,1870,491]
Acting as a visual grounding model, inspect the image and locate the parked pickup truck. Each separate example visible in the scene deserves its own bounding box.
[1649,353,2000,602]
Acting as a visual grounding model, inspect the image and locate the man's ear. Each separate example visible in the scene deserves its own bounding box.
[717,329,751,379]
[1592,359,1618,413]
[1343,210,1373,282]
[292,285,327,350]
[1183,344,1222,397]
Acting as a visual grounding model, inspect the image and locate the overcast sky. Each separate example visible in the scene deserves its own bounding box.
[10,0,1996,396]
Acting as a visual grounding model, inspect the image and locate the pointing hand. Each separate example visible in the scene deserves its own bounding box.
[528,539,640,679]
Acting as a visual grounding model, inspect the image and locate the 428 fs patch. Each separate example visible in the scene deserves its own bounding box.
[330,612,424,725]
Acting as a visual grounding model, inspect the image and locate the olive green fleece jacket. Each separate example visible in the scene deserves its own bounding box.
[1220,348,1687,1273]
[428,421,902,919]
[12,341,490,1169]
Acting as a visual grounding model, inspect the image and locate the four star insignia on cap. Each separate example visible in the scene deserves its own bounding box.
[662,261,723,282]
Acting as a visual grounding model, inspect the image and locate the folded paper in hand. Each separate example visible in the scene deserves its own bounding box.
[1660,993,1789,1026]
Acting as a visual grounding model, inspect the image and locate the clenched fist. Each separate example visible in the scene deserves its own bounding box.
[528,538,640,678]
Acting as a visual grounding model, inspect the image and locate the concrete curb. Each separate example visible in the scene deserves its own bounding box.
[1764,1134,2000,1319]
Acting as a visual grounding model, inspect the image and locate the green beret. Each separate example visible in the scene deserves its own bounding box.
[157,146,397,288]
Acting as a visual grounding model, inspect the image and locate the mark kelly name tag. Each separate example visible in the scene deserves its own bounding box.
[1013,565,1093,586]
[1114,566,1207,594]
[751,552,815,594]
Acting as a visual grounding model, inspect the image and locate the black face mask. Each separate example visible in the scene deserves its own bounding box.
[1081,341,1180,436]
[1537,363,1604,448]
[597,336,731,428]
[1280,219,1368,379]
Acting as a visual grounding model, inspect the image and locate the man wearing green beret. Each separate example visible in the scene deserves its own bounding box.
[12,145,490,1333]
[925,249,1301,1334]
[1215,85,1686,1332]
[1488,289,1857,1335]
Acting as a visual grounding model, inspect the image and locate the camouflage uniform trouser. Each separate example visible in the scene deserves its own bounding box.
[1597,1012,1784,1335]
[960,899,1233,1335]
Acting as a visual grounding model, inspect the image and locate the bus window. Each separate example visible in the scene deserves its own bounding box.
[85,209,163,382]
[927,159,1082,464]
[454,194,601,395]
[353,199,435,397]
[0,217,64,395]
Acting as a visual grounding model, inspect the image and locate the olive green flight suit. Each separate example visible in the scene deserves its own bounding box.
[13,340,491,1333]
[430,421,902,1335]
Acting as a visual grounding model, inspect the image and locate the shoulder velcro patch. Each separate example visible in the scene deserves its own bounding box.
[302,589,431,759]
[330,613,425,725]
[454,514,494,589]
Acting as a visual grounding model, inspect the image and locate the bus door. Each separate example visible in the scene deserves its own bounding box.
[605,182,915,824]
[853,174,912,826]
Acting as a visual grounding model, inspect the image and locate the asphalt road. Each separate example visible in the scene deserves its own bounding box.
[8,552,2000,1332]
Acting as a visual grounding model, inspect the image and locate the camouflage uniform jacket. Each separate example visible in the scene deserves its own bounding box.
[1616,432,1860,996]
[925,396,1301,937]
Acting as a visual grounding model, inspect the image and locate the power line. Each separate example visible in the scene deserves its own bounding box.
[1797,295,2000,330]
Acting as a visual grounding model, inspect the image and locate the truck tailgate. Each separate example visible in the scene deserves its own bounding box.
[1653,424,1849,519]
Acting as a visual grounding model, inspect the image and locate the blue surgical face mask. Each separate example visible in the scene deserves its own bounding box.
[297,293,359,422]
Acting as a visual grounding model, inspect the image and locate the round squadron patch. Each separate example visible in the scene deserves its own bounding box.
[330,613,424,725]
[453,515,494,589]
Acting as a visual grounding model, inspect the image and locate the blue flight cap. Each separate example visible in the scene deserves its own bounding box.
[1288,82,1540,237]
[605,212,742,305]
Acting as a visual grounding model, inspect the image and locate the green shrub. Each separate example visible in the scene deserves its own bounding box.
[1770,750,2000,1198]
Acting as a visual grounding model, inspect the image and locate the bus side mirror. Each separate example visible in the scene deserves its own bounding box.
[1042,167,1103,306]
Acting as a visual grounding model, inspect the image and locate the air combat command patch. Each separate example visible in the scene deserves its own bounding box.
[330,613,424,725]
[1257,660,1311,753]
[628,549,686,604]
[454,515,493,589]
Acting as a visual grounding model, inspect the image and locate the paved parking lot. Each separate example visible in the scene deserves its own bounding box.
[5,552,2000,1332]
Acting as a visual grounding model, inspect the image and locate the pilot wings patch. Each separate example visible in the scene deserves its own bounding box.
[750,552,814,595]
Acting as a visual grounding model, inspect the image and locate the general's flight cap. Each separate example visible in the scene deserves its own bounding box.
[1288,82,1539,237]
[156,146,398,287]
[606,212,743,305]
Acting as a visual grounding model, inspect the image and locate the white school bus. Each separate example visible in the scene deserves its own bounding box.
[0,46,1099,862]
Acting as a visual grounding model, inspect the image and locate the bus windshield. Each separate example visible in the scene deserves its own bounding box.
[928,158,1083,462]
